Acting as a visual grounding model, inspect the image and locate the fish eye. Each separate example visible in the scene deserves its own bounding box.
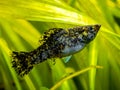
[89,26,93,30]
[88,26,95,33]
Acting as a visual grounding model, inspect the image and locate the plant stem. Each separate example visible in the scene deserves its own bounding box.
[50,65,103,90]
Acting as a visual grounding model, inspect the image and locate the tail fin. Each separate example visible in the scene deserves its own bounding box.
[12,51,34,77]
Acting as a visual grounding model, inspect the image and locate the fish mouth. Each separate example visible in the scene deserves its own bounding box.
[94,24,101,32]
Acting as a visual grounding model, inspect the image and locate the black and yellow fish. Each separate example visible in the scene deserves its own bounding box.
[12,24,101,76]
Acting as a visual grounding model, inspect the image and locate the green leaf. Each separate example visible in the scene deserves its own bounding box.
[0,0,120,90]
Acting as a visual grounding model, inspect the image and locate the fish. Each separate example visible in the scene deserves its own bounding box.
[12,24,101,76]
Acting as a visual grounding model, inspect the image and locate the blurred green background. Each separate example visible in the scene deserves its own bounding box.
[0,0,120,90]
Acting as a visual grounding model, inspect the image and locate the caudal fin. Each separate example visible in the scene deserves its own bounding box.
[12,51,34,77]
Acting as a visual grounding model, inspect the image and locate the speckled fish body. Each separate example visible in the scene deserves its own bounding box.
[12,24,101,76]
[60,25,100,56]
